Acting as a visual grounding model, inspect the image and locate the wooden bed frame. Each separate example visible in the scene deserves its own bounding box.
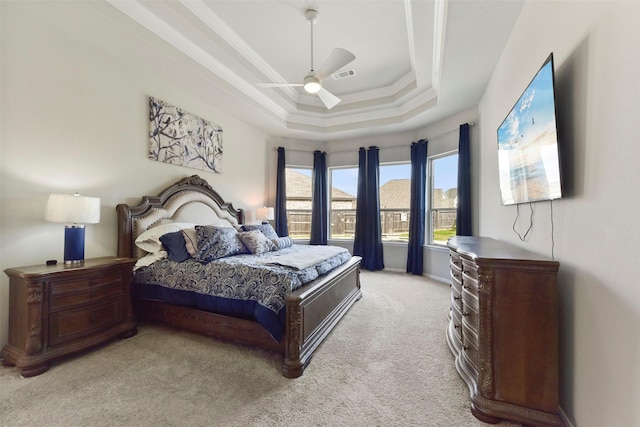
[116,175,362,378]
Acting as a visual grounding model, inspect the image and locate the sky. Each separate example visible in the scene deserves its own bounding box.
[294,154,459,198]
[497,59,556,150]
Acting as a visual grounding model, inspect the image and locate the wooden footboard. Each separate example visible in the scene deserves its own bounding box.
[284,256,362,378]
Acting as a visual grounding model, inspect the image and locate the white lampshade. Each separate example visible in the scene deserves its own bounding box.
[256,207,275,221]
[45,193,101,224]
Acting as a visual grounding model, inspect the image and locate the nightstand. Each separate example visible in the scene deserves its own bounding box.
[2,257,137,377]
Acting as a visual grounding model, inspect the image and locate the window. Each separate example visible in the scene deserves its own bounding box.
[429,152,458,245]
[329,163,411,242]
[329,167,358,239]
[285,167,312,239]
[379,163,411,242]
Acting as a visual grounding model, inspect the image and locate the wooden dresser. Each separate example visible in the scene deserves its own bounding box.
[2,257,137,377]
[446,236,561,426]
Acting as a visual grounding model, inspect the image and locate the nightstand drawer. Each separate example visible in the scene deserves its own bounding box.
[50,272,123,311]
[49,298,123,346]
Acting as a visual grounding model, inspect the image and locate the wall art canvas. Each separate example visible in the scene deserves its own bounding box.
[149,97,223,173]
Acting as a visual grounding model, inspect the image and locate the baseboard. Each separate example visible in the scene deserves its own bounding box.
[559,406,575,427]
[382,267,404,273]
[426,273,449,284]
[376,268,449,284]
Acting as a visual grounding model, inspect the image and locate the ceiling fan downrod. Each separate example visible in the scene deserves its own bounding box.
[304,9,321,93]
[306,9,319,71]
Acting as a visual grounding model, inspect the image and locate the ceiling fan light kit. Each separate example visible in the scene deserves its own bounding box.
[256,8,355,109]
[303,74,321,94]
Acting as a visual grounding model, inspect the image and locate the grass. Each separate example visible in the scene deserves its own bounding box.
[433,228,456,243]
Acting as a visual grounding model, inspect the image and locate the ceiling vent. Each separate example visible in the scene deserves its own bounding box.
[332,69,356,80]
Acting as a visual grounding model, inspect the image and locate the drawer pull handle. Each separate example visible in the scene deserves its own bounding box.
[463,345,469,351]
[453,296,460,300]
[463,311,469,316]
[454,324,460,329]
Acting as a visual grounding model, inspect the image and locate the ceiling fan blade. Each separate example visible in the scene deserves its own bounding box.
[256,83,303,88]
[317,87,341,109]
[316,48,356,80]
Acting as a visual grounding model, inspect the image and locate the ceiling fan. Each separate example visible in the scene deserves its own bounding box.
[257,9,356,110]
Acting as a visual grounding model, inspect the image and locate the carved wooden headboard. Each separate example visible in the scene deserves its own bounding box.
[116,175,244,259]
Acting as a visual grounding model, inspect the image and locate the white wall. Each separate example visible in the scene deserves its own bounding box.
[0,2,270,347]
[478,2,640,426]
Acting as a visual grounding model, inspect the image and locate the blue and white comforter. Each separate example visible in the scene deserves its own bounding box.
[133,245,351,340]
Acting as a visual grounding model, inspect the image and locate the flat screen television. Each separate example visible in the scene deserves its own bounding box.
[497,53,562,205]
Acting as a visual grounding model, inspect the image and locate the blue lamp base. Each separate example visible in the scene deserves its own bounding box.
[64,225,86,265]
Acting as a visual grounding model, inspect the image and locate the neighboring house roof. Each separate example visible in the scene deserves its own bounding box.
[433,188,457,208]
[288,170,455,207]
[286,169,355,200]
[332,187,355,200]
[380,179,457,209]
[379,179,410,209]
[445,188,458,201]
[285,169,312,198]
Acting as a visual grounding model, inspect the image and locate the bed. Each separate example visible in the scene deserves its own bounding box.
[116,175,362,378]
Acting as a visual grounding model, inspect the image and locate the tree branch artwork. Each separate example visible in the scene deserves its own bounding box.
[148,97,223,173]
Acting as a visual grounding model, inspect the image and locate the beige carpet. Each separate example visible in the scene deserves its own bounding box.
[0,271,519,426]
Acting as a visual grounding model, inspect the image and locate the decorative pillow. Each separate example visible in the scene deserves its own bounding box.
[196,225,247,263]
[134,223,194,253]
[271,236,294,250]
[241,223,278,240]
[238,230,275,255]
[159,231,192,262]
[181,228,198,257]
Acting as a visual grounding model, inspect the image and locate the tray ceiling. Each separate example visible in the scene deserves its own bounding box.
[105,0,524,141]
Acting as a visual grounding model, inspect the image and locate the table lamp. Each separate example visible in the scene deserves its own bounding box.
[45,193,101,265]
[256,207,274,224]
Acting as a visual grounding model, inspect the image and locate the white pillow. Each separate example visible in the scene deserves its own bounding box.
[134,222,194,253]
[133,251,167,271]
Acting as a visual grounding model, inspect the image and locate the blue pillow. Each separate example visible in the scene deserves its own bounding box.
[271,236,294,250]
[160,231,192,262]
[196,225,247,263]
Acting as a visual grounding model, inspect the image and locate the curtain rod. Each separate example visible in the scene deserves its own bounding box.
[274,122,475,154]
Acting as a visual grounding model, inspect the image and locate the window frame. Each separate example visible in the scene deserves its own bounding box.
[284,166,313,241]
[378,161,411,243]
[328,165,358,241]
[427,150,459,247]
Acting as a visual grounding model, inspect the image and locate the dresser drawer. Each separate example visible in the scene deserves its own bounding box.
[450,265,463,286]
[462,337,479,373]
[49,298,123,346]
[451,302,463,341]
[50,272,124,311]
[451,282,463,311]
[461,261,479,298]
[462,322,479,371]
[461,288,479,334]
[450,252,462,270]
[461,259,478,280]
